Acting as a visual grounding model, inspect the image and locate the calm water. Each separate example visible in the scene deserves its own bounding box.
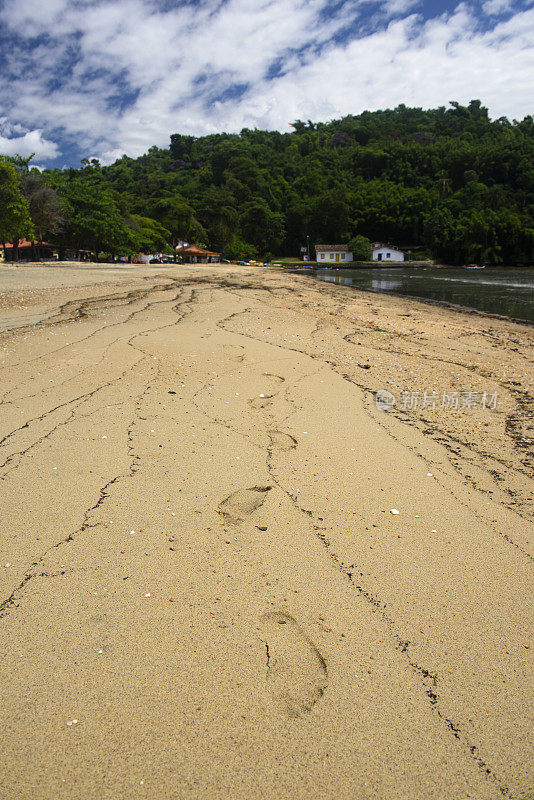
[306,267,534,322]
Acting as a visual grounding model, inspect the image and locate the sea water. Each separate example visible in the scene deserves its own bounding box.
[307,267,534,322]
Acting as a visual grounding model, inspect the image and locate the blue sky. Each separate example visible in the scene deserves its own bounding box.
[0,0,532,168]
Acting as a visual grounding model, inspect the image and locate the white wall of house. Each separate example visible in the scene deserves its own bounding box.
[372,246,404,262]
[316,249,352,264]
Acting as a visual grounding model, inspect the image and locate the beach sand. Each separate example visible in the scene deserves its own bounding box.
[0,262,532,800]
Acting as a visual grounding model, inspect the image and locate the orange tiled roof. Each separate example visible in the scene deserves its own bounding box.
[175,244,220,256]
[314,244,349,252]
[3,239,52,249]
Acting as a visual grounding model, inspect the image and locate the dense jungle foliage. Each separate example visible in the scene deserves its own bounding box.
[2,100,534,264]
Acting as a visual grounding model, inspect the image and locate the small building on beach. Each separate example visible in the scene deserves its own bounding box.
[2,239,57,262]
[372,242,404,262]
[175,244,221,264]
[315,244,353,264]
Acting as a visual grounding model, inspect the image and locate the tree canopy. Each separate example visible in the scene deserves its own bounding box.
[3,101,533,264]
[0,158,34,245]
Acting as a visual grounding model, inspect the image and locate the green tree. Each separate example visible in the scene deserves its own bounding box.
[126,215,172,254]
[59,182,135,258]
[424,207,456,263]
[33,99,534,266]
[223,235,257,261]
[348,235,372,260]
[239,198,285,255]
[22,172,64,255]
[146,195,203,249]
[310,192,351,243]
[196,187,237,251]
[0,158,34,260]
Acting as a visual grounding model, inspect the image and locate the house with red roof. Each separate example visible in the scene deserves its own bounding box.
[2,239,57,262]
[175,244,221,263]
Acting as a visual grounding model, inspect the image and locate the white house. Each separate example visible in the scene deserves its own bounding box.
[372,242,404,262]
[315,244,352,264]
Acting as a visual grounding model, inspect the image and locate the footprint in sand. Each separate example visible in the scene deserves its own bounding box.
[224,344,246,363]
[218,486,272,524]
[268,430,297,451]
[260,611,327,718]
[248,394,274,410]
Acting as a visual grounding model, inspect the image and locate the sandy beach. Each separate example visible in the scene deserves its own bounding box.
[0,262,532,800]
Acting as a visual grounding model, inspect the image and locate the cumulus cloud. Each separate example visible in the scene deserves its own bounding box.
[0,0,532,165]
[0,120,59,159]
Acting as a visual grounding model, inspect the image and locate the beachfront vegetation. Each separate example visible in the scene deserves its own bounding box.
[0,158,34,247]
[347,235,372,261]
[2,100,533,264]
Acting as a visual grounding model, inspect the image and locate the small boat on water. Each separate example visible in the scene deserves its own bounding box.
[463,264,486,270]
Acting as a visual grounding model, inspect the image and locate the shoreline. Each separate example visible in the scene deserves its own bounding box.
[297,269,534,326]
[0,263,532,799]
[296,265,534,325]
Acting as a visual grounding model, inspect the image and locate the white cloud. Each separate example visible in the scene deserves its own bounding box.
[482,0,513,16]
[0,126,59,159]
[0,0,532,165]
[381,0,421,17]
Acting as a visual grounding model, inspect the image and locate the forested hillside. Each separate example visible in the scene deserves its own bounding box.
[3,100,534,264]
